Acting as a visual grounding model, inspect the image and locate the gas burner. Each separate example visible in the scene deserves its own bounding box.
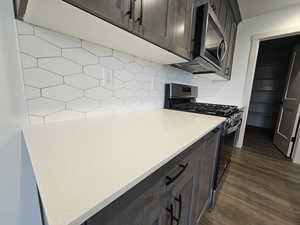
[172,103,238,117]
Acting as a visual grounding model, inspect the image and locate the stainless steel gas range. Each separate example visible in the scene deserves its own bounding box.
[164,83,242,209]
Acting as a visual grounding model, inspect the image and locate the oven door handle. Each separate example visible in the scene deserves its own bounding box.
[225,119,242,135]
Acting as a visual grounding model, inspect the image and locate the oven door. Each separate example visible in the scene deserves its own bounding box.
[193,3,227,70]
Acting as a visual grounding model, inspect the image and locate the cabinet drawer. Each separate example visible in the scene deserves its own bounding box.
[164,150,194,189]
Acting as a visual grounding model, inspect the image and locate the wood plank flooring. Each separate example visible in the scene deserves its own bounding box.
[199,127,300,225]
[242,126,287,160]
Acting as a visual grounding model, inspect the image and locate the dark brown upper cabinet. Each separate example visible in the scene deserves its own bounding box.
[168,0,194,59]
[222,6,238,78]
[218,0,228,30]
[15,0,241,78]
[133,0,173,50]
[209,0,221,17]
[63,0,133,30]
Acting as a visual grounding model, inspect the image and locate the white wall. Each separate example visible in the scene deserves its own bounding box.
[227,4,300,163]
[0,0,42,224]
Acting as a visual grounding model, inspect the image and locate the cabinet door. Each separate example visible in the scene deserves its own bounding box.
[164,154,195,225]
[191,129,220,224]
[141,177,166,225]
[218,0,228,32]
[209,0,221,17]
[87,195,144,225]
[165,176,194,225]
[133,0,172,49]
[225,14,237,78]
[64,0,132,30]
[168,0,194,59]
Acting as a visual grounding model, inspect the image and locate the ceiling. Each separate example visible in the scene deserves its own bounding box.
[238,0,300,19]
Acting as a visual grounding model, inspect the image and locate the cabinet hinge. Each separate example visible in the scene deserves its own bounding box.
[291,136,296,143]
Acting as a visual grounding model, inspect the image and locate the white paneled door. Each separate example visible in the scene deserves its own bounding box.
[273,48,300,157]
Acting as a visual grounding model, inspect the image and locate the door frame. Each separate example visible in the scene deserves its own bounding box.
[236,25,300,162]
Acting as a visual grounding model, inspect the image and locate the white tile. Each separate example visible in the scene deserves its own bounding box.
[124,62,144,74]
[82,41,112,56]
[19,36,61,57]
[45,110,84,123]
[43,85,83,102]
[20,53,37,68]
[100,57,123,70]
[27,98,64,116]
[23,68,63,88]
[113,50,135,63]
[67,97,99,112]
[39,57,82,75]
[102,77,124,90]
[142,66,158,76]
[29,116,44,125]
[136,89,150,99]
[86,108,115,118]
[124,80,140,90]
[64,74,98,90]
[135,58,154,67]
[16,21,34,35]
[101,97,123,107]
[35,26,81,48]
[124,96,140,106]
[114,70,135,82]
[143,81,152,91]
[85,87,113,100]
[135,73,152,83]
[62,48,98,65]
[24,85,40,99]
[152,77,165,92]
[114,88,134,99]
[83,64,104,80]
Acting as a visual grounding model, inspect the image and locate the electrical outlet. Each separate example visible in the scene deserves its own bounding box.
[101,68,113,87]
[151,77,156,90]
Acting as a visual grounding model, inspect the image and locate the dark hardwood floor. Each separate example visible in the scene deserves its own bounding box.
[199,127,300,225]
[243,126,287,160]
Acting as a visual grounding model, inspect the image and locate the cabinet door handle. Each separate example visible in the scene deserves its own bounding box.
[166,163,189,186]
[217,39,226,62]
[174,194,182,223]
[166,204,174,225]
[134,0,143,25]
[213,128,220,133]
[211,3,216,12]
[225,67,230,75]
[124,0,133,19]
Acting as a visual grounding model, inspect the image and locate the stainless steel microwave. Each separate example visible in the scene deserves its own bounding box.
[193,3,227,70]
[173,3,227,76]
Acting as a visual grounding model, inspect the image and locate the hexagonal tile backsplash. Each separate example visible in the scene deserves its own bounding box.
[16,20,212,125]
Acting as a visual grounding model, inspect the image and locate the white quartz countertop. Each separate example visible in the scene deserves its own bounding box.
[23,109,225,225]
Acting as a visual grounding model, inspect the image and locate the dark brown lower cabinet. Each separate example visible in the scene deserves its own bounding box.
[191,129,221,224]
[86,128,221,225]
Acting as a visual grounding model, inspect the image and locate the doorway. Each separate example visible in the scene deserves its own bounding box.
[244,35,300,159]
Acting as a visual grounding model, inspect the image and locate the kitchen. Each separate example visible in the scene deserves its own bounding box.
[1,1,300,225]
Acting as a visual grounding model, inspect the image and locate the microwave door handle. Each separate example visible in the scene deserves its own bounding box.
[220,40,227,62]
[218,40,226,62]
[217,42,221,61]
